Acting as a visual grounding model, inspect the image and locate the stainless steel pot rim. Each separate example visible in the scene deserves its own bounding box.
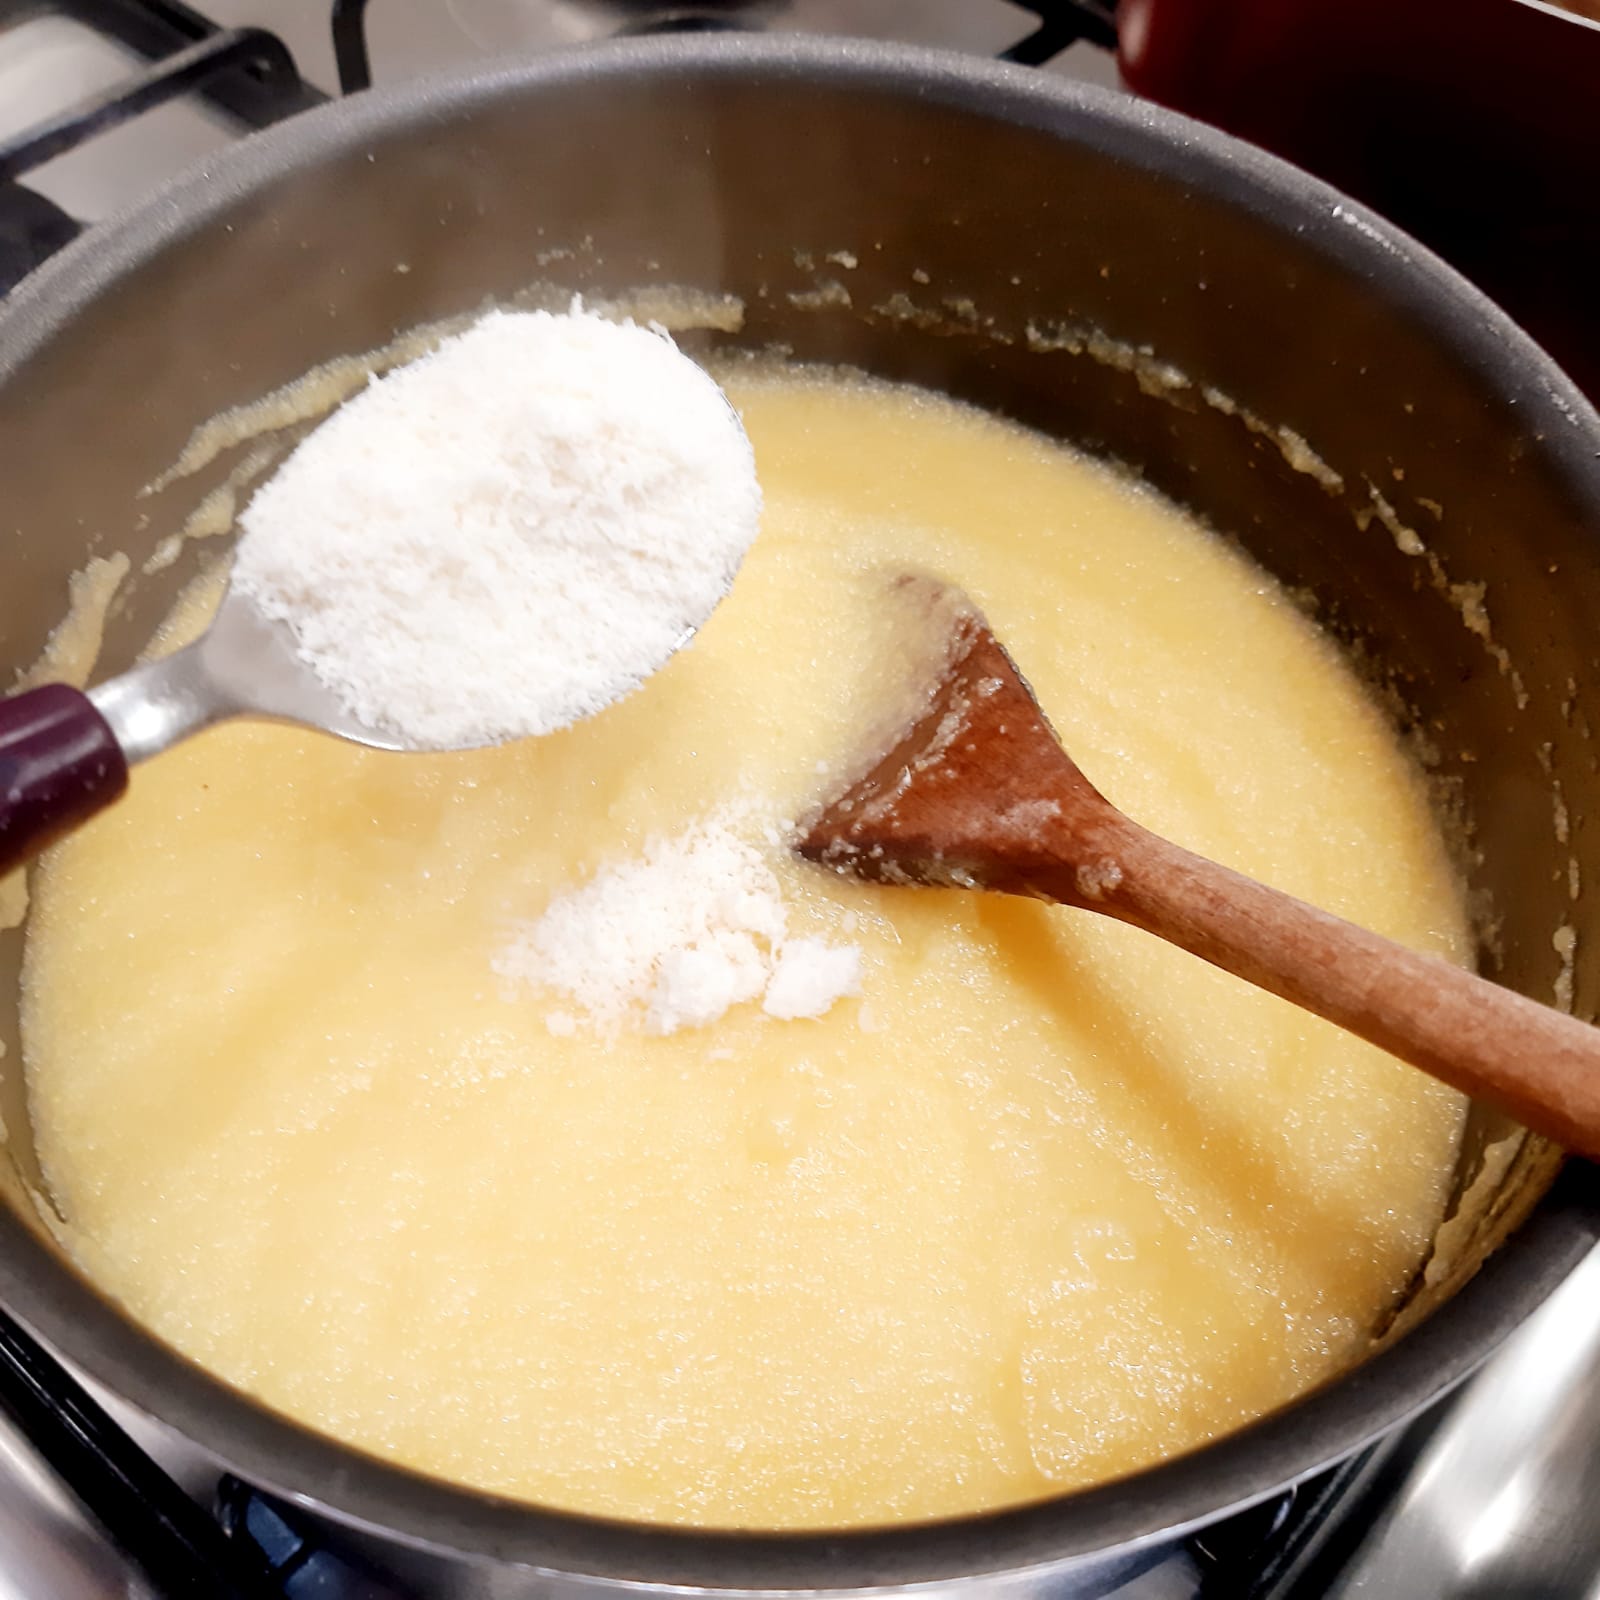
[1,32,1599,1591]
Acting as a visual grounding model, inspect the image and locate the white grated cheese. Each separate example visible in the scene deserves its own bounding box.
[763,938,864,1021]
[230,308,761,750]
[493,811,861,1036]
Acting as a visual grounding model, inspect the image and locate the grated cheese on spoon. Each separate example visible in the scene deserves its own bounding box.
[230,307,761,751]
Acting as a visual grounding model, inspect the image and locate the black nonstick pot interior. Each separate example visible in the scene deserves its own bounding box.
[0,36,1597,1592]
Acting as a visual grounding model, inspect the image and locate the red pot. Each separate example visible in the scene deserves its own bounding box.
[1119,0,1600,399]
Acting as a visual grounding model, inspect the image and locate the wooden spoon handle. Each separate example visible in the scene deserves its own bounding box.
[1071,817,1600,1158]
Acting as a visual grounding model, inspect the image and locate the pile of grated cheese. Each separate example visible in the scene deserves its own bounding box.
[230,307,761,750]
[493,810,862,1036]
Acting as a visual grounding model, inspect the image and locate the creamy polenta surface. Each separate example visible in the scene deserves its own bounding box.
[21,369,1468,1528]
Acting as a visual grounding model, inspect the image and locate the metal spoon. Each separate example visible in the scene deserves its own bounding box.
[0,592,391,876]
[797,578,1600,1160]
[91,587,408,765]
[0,578,700,876]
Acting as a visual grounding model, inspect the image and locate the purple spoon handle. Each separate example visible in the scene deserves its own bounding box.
[0,685,128,876]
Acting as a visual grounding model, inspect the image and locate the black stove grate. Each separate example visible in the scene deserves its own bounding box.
[1002,0,1116,61]
[330,0,369,93]
[0,23,317,181]
[0,0,325,174]
[0,0,324,291]
[0,0,1126,294]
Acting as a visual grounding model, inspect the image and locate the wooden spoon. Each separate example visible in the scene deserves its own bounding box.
[797,579,1600,1160]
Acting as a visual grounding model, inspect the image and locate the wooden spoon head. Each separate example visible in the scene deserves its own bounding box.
[796,579,1111,894]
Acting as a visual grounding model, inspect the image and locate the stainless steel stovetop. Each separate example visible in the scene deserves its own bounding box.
[1,4,1598,1598]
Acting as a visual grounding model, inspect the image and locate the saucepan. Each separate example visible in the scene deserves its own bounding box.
[0,35,1598,1598]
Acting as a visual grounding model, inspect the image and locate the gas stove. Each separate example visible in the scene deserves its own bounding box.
[1,4,1598,1598]
[0,0,1120,281]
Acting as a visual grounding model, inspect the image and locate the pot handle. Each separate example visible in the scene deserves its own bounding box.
[0,685,128,876]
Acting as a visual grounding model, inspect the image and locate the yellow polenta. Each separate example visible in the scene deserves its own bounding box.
[21,368,1468,1529]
